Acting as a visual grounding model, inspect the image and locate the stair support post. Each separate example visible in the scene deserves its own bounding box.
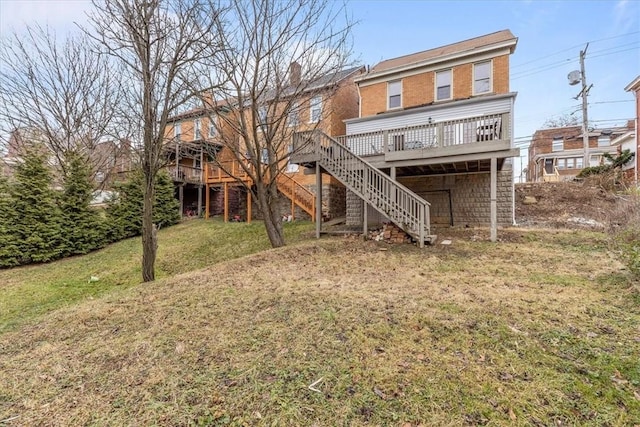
[315,163,322,239]
[419,204,425,248]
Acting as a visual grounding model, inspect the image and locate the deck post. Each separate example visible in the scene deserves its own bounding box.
[197,185,202,217]
[205,184,210,219]
[178,184,184,218]
[490,157,497,242]
[224,182,229,222]
[419,204,425,248]
[316,163,322,238]
[247,187,252,223]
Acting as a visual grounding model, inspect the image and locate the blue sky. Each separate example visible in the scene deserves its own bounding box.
[1,0,638,179]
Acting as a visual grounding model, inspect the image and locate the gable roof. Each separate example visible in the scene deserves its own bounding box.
[359,30,517,81]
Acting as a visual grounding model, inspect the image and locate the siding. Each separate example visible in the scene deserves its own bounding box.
[346,96,513,135]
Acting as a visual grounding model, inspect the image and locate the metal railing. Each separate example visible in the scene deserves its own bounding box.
[337,112,508,157]
[293,130,430,246]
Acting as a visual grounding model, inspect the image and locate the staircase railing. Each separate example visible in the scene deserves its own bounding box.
[293,130,431,246]
[275,173,318,221]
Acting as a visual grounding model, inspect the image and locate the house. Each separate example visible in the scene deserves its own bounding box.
[1,127,131,189]
[293,30,519,243]
[164,65,364,220]
[624,75,639,184]
[527,122,634,183]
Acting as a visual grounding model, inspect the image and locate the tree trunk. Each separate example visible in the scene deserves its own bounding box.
[256,183,285,247]
[141,173,157,282]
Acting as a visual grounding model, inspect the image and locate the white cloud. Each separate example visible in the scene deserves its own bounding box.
[0,0,93,36]
[613,0,635,33]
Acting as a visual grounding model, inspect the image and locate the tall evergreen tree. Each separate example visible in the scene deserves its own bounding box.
[106,170,180,242]
[0,176,20,267]
[60,153,107,255]
[11,151,64,264]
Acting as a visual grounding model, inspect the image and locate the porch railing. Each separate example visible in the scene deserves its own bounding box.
[337,112,509,157]
[167,165,203,183]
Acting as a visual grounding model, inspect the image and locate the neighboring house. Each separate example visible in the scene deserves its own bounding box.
[293,29,519,243]
[165,65,364,221]
[527,123,634,182]
[1,127,131,189]
[624,75,639,184]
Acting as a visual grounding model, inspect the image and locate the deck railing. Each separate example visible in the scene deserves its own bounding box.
[337,112,509,157]
[206,160,251,183]
[167,165,203,183]
[293,130,431,246]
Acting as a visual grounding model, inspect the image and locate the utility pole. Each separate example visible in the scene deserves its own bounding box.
[578,44,591,168]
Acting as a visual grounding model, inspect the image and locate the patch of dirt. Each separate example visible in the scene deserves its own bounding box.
[515,181,625,230]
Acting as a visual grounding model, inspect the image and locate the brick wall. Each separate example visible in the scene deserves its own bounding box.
[345,169,513,227]
[359,54,511,117]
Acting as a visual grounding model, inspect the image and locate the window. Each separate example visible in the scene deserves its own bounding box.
[474,61,491,94]
[310,96,322,123]
[288,102,299,127]
[552,137,563,152]
[589,154,600,167]
[557,158,566,170]
[576,157,583,169]
[436,69,452,101]
[208,121,216,137]
[566,158,575,169]
[174,122,181,138]
[388,80,401,109]
[286,144,299,172]
[597,136,610,147]
[194,119,201,140]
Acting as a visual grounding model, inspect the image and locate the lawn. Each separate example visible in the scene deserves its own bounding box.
[0,219,315,333]
[0,225,639,426]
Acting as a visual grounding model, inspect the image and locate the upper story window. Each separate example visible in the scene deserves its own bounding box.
[435,69,452,101]
[597,135,610,147]
[194,119,201,140]
[552,137,564,152]
[474,61,491,94]
[288,101,299,127]
[388,80,401,109]
[310,96,322,123]
[208,121,216,137]
[174,122,181,138]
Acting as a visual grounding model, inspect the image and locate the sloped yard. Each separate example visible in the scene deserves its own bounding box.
[1,227,638,426]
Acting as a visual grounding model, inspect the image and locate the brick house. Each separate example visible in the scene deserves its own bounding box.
[165,65,364,220]
[527,123,634,183]
[293,30,519,243]
[624,75,639,184]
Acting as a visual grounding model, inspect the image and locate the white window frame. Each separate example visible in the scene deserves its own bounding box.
[309,96,322,123]
[597,136,610,147]
[208,120,216,137]
[473,61,492,95]
[435,69,452,101]
[288,101,299,127]
[174,122,181,138]
[193,119,201,140]
[388,80,402,109]
[551,137,564,152]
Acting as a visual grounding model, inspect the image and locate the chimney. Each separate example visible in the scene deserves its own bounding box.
[289,61,301,86]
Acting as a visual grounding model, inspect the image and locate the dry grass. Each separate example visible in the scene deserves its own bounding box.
[1,228,639,426]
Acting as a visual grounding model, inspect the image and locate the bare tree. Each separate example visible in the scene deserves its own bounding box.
[88,0,222,282]
[542,113,581,129]
[203,0,354,247]
[0,26,124,184]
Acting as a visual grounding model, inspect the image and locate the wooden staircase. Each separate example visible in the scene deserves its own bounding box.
[293,130,434,247]
[275,173,324,221]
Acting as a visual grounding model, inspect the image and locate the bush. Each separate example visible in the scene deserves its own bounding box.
[607,192,640,279]
[106,170,180,241]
